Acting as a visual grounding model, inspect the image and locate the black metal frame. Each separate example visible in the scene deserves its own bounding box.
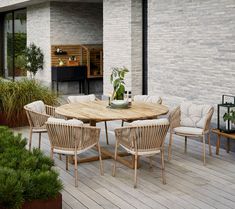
[217,95,235,133]
[142,0,148,95]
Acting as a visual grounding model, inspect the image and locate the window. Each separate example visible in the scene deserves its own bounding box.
[2,9,26,80]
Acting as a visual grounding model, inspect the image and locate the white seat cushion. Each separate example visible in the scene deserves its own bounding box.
[131,118,169,126]
[134,95,161,104]
[67,94,96,104]
[180,102,213,128]
[47,117,83,126]
[174,127,203,135]
[25,100,46,114]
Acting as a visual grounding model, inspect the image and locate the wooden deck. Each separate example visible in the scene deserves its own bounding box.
[13,121,235,209]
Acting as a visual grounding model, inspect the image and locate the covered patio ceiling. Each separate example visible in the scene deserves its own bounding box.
[0,0,102,12]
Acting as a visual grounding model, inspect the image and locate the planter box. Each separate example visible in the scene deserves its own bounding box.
[0,193,62,209]
[0,111,28,128]
[22,193,62,209]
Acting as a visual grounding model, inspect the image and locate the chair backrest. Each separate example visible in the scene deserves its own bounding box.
[180,102,214,129]
[46,118,100,151]
[115,118,169,152]
[67,94,96,104]
[25,100,46,114]
[133,95,162,104]
[24,100,48,128]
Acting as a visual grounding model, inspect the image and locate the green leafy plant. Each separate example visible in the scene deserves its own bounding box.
[110,67,129,100]
[0,78,58,127]
[0,126,63,209]
[223,110,235,124]
[24,43,44,77]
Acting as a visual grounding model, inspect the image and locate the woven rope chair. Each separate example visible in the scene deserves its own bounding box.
[67,94,109,145]
[113,119,169,188]
[24,101,58,150]
[168,104,214,165]
[121,95,163,126]
[46,121,104,187]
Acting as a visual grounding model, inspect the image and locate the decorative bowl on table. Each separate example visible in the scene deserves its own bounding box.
[110,100,129,109]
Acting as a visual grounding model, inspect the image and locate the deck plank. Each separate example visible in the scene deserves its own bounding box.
[13,123,235,209]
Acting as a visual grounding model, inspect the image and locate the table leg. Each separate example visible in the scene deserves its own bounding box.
[216,134,220,155]
[227,138,230,153]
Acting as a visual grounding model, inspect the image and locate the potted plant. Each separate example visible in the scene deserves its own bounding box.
[0,126,63,209]
[0,78,58,127]
[24,43,44,78]
[223,110,235,132]
[110,67,129,100]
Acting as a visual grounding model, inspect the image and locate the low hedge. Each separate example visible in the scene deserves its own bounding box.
[0,126,63,209]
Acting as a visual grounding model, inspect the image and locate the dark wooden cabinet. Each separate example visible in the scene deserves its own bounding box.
[52,66,87,93]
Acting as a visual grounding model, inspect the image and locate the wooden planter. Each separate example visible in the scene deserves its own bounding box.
[22,193,62,209]
[0,193,62,209]
[0,111,28,128]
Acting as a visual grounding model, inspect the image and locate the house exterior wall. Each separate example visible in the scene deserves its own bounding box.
[27,2,51,84]
[148,0,235,115]
[103,0,142,96]
[50,2,103,45]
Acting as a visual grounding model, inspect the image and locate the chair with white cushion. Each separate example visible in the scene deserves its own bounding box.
[133,95,162,104]
[46,117,103,187]
[24,100,57,150]
[168,102,214,165]
[67,94,109,145]
[112,118,169,188]
[122,95,163,126]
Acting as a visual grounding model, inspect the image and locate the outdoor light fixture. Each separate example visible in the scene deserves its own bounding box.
[217,95,235,133]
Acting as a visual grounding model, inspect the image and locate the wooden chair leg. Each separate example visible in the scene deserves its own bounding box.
[208,133,212,156]
[149,156,153,169]
[97,142,104,176]
[66,156,69,171]
[50,148,54,159]
[184,136,187,153]
[161,149,166,185]
[38,132,41,149]
[104,122,109,145]
[112,141,118,177]
[168,132,173,161]
[134,153,138,188]
[74,153,78,187]
[29,128,33,151]
[203,135,206,166]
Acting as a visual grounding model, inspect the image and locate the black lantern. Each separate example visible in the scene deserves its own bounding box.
[217,95,235,133]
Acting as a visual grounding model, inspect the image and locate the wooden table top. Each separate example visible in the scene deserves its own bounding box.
[212,128,235,139]
[56,101,169,122]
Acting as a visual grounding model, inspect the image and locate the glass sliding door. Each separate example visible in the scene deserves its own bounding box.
[4,12,13,79]
[14,9,27,77]
[3,9,26,80]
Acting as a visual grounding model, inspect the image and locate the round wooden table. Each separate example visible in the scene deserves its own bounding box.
[55,100,169,168]
[56,100,169,124]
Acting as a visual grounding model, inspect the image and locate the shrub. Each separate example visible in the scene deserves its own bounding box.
[0,78,58,127]
[0,127,63,209]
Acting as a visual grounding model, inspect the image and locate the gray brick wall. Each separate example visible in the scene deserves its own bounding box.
[148,0,235,116]
[27,2,51,85]
[103,0,142,96]
[50,2,103,45]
